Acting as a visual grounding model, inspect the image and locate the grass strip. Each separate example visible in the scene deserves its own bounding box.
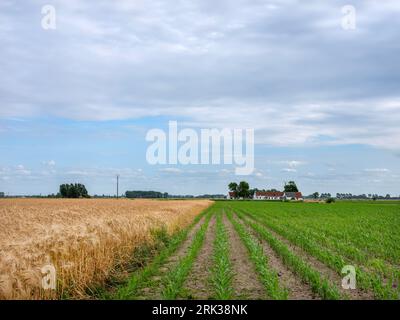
[115,207,211,299]
[236,211,341,300]
[226,211,288,300]
[209,211,235,299]
[162,210,214,299]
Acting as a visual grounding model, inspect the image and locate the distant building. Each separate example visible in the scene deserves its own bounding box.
[253,191,284,200]
[227,191,237,199]
[283,192,303,201]
[0,192,4,198]
[253,191,303,201]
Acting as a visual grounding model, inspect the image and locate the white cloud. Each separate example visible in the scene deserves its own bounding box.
[281,160,306,168]
[42,160,56,166]
[15,165,31,175]
[159,167,183,174]
[364,168,390,173]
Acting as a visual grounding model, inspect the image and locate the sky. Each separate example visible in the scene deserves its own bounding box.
[0,0,400,196]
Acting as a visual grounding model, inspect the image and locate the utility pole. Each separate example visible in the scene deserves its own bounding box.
[116,174,119,199]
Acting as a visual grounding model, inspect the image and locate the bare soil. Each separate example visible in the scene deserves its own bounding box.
[180,216,217,299]
[223,215,267,299]
[138,215,207,299]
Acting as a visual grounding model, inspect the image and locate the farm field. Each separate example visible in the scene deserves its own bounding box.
[0,198,212,299]
[1,199,399,300]
[114,200,400,300]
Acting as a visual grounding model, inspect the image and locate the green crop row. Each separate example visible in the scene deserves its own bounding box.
[235,211,341,300]
[115,206,212,299]
[209,211,235,299]
[237,207,398,299]
[162,210,214,299]
[226,211,288,300]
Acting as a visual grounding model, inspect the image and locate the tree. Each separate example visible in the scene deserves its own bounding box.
[249,188,258,198]
[312,192,319,199]
[125,191,164,198]
[59,183,89,198]
[237,181,250,198]
[284,181,299,192]
[228,182,238,193]
[228,181,251,198]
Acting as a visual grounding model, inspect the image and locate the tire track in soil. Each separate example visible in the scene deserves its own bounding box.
[179,215,216,299]
[137,215,207,299]
[234,214,318,300]
[223,214,267,300]
[242,213,374,300]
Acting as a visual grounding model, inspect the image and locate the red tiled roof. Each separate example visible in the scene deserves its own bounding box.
[255,191,284,197]
[228,192,236,197]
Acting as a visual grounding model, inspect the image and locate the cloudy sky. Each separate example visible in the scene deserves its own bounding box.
[0,0,399,196]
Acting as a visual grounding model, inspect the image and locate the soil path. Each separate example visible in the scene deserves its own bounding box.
[180,216,217,299]
[138,215,207,299]
[223,214,267,299]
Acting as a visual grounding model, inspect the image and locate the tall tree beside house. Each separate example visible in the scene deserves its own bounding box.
[228,181,251,198]
[228,182,238,199]
[284,181,299,192]
[228,182,238,193]
[237,181,250,198]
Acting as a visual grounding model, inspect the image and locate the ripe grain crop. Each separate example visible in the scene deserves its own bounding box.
[0,198,212,300]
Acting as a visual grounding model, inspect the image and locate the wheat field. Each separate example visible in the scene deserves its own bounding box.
[0,198,212,300]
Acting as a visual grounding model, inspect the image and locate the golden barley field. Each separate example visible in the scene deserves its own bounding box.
[0,198,212,300]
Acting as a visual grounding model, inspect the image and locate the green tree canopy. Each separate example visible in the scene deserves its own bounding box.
[237,181,250,198]
[312,192,320,199]
[228,182,238,193]
[284,181,299,192]
[59,183,89,198]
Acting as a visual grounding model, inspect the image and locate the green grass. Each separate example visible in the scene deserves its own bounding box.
[226,210,288,300]
[209,211,235,300]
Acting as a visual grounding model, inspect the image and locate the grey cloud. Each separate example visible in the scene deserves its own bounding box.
[1,0,400,151]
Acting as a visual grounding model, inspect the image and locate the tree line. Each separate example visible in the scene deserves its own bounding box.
[59,184,89,198]
[228,181,299,199]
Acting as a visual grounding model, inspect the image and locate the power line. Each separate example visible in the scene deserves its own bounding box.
[116,174,119,199]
